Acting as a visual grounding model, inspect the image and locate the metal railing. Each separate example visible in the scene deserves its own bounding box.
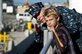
[40,30,54,54]
[40,39,53,54]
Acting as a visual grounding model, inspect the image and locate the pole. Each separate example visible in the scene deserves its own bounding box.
[0,0,3,31]
[44,30,48,46]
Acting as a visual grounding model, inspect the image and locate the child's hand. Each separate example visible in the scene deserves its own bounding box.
[47,26,55,32]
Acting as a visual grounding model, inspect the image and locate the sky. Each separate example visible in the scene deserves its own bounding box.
[14,0,67,5]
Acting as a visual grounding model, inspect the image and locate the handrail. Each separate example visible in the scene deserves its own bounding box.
[40,39,53,54]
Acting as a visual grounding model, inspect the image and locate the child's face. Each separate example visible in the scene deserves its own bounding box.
[45,15,59,28]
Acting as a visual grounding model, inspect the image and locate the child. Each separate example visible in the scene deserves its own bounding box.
[44,7,76,54]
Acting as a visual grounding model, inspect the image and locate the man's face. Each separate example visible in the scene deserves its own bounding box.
[45,15,59,28]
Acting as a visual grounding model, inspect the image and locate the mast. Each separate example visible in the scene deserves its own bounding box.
[0,0,3,31]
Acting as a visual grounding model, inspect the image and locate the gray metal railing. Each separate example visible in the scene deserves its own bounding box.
[40,30,54,54]
[40,39,53,54]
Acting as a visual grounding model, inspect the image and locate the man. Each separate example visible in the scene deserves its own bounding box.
[37,6,82,53]
[27,2,82,53]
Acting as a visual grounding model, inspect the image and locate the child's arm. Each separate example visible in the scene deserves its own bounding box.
[53,29,68,52]
[53,30,64,47]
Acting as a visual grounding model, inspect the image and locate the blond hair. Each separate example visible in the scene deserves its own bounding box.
[44,7,59,18]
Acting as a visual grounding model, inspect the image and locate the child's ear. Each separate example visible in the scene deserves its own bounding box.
[57,17,60,21]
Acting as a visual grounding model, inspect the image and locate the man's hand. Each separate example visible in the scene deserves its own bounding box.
[37,7,48,23]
